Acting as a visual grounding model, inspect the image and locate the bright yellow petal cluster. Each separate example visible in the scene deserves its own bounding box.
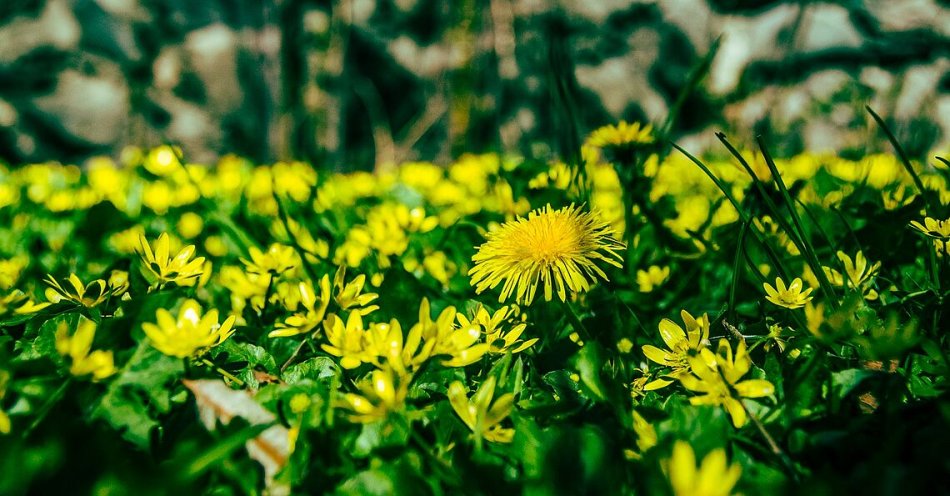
[678,339,774,428]
[666,441,741,496]
[333,267,379,315]
[340,367,409,423]
[55,317,117,381]
[586,121,655,149]
[270,276,332,338]
[763,277,813,309]
[142,299,236,358]
[413,298,488,367]
[822,251,880,300]
[641,310,710,390]
[448,376,515,443]
[910,216,950,255]
[137,233,207,289]
[469,204,624,305]
[44,274,118,308]
[241,243,298,277]
[457,304,537,355]
[636,265,670,293]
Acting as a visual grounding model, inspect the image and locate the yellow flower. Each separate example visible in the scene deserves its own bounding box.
[822,251,880,300]
[55,317,117,381]
[44,274,118,308]
[448,376,515,444]
[138,233,206,289]
[142,299,236,358]
[0,370,10,434]
[270,276,332,338]
[340,366,409,423]
[457,304,537,355]
[586,121,655,149]
[413,298,488,367]
[177,212,204,239]
[665,441,741,496]
[360,318,429,375]
[469,204,624,305]
[143,145,183,176]
[627,410,657,460]
[763,277,813,309]
[0,255,28,290]
[910,217,950,255]
[678,339,775,428]
[617,337,634,354]
[0,290,49,317]
[637,265,670,293]
[333,267,379,315]
[241,243,297,277]
[641,310,710,390]
[321,312,369,369]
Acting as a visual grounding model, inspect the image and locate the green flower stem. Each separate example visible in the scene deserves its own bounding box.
[199,357,245,387]
[23,377,73,439]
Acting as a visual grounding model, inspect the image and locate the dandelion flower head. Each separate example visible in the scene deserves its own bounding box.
[469,204,624,305]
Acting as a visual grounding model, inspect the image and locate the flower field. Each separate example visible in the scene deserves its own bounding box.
[1,121,949,494]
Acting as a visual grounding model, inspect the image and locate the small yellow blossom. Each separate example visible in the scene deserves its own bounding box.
[469,204,624,305]
[333,267,379,315]
[678,339,775,428]
[0,255,28,290]
[142,299,236,358]
[822,251,880,300]
[44,274,118,308]
[177,212,204,239]
[55,317,117,380]
[241,243,298,277]
[270,276,332,338]
[636,265,670,293]
[617,338,634,354]
[0,370,10,434]
[641,310,710,390]
[627,410,657,459]
[321,312,369,369]
[763,277,814,309]
[456,304,537,355]
[665,441,741,496]
[340,367,409,423]
[138,233,207,289]
[910,216,950,255]
[413,298,488,367]
[448,376,515,444]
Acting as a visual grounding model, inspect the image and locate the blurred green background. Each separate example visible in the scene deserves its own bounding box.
[0,0,948,168]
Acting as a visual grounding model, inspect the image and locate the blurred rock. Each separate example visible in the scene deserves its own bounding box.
[32,64,129,146]
[0,0,948,164]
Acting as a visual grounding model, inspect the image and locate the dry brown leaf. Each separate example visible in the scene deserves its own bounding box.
[183,379,291,496]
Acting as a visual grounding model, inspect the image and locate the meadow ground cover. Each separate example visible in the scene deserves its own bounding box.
[0,118,949,494]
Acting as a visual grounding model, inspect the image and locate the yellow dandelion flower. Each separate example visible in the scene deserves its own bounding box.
[142,299,236,358]
[586,121,655,149]
[469,204,624,305]
[763,277,814,309]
